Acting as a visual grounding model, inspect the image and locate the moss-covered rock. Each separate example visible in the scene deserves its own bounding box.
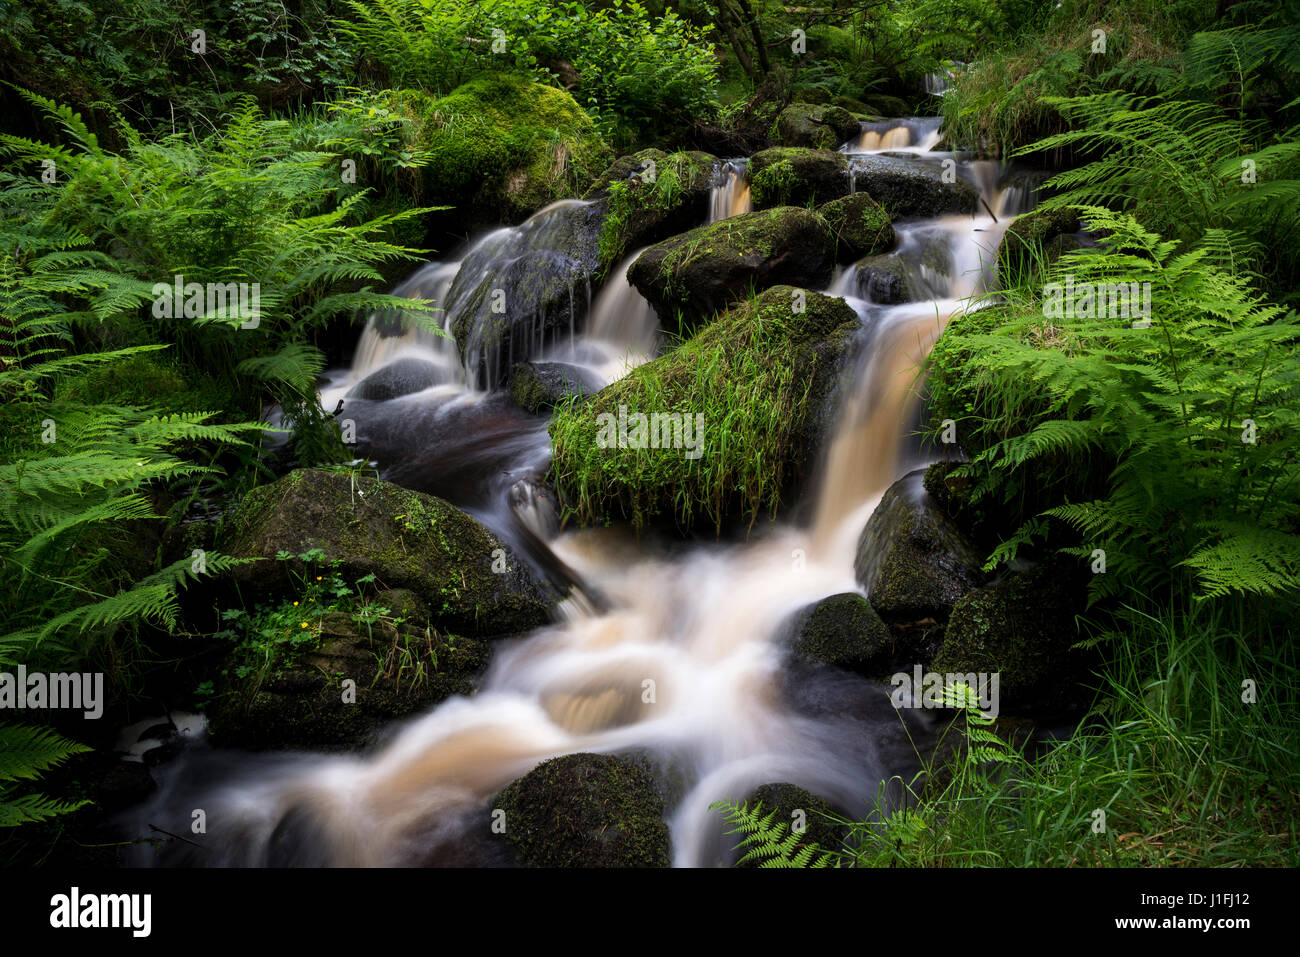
[850,156,979,220]
[221,469,555,636]
[627,207,836,333]
[492,753,670,867]
[748,147,851,209]
[205,595,491,751]
[853,253,913,304]
[933,561,1087,700]
[831,95,872,115]
[550,286,859,533]
[788,592,892,672]
[855,471,985,623]
[772,102,861,150]
[736,783,849,865]
[584,148,720,269]
[816,193,896,263]
[509,361,602,415]
[397,74,610,224]
[860,93,911,118]
[997,205,1082,284]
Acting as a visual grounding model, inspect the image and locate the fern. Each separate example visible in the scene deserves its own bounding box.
[0,723,91,827]
[710,799,840,868]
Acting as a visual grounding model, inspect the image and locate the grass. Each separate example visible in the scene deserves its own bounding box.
[842,604,1299,867]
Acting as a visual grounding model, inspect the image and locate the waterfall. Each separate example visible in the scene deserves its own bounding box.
[708,160,752,221]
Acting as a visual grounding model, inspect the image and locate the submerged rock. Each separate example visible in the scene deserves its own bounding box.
[205,593,491,751]
[933,560,1088,702]
[855,471,985,623]
[850,156,979,220]
[627,207,836,333]
[346,357,452,401]
[787,592,893,673]
[816,193,897,263]
[748,147,851,209]
[221,468,555,637]
[772,102,861,150]
[492,753,670,867]
[550,286,858,533]
[509,360,602,414]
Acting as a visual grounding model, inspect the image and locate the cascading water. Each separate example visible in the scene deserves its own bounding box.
[709,160,752,221]
[848,117,944,154]
[125,123,1029,867]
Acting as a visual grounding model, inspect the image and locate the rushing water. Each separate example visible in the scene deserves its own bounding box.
[126,120,1027,867]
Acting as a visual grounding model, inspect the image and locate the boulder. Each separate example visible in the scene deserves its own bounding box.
[584,148,720,268]
[853,253,913,304]
[627,207,836,333]
[736,783,849,865]
[205,594,491,751]
[933,561,1088,700]
[849,156,979,220]
[399,74,610,223]
[550,286,859,533]
[221,468,555,637]
[346,357,452,401]
[788,592,892,672]
[997,205,1082,283]
[492,753,670,867]
[509,360,603,414]
[860,93,911,118]
[772,102,861,150]
[748,147,851,209]
[854,470,985,623]
[816,193,896,263]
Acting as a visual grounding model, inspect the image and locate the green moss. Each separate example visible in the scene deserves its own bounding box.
[494,753,670,867]
[549,286,857,533]
[997,205,1082,283]
[817,193,896,262]
[791,592,892,672]
[748,147,850,209]
[772,102,860,150]
[394,74,611,221]
[592,149,718,272]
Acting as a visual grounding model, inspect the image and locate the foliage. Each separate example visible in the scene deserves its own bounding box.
[710,798,840,867]
[0,724,92,828]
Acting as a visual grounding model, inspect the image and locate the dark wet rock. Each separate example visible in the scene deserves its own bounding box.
[817,193,896,263]
[860,94,912,118]
[221,468,555,637]
[736,782,850,865]
[855,470,985,623]
[933,560,1089,702]
[850,156,979,220]
[509,360,602,414]
[853,253,913,304]
[627,207,836,333]
[772,102,861,150]
[205,596,491,752]
[997,205,1082,283]
[492,753,670,867]
[346,357,452,401]
[788,592,892,673]
[748,147,851,209]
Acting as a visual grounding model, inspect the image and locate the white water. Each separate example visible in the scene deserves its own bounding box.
[709,160,752,221]
[133,131,1023,868]
[847,117,944,155]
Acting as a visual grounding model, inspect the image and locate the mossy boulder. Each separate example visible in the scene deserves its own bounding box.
[584,148,720,268]
[399,74,610,223]
[853,253,913,304]
[831,95,872,115]
[850,156,979,220]
[788,592,892,672]
[855,470,985,624]
[816,193,896,263]
[627,207,836,333]
[221,469,555,637]
[550,286,859,533]
[205,594,490,751]
[997,205,1082,283]
[933,561,1088,701]
[492,753,670,867]
[737,783,849,865]
[347,357,453,401]
[509,360,602,415]
[860,93,911,118]
[748,147,851,209]
[772,102,861,150]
